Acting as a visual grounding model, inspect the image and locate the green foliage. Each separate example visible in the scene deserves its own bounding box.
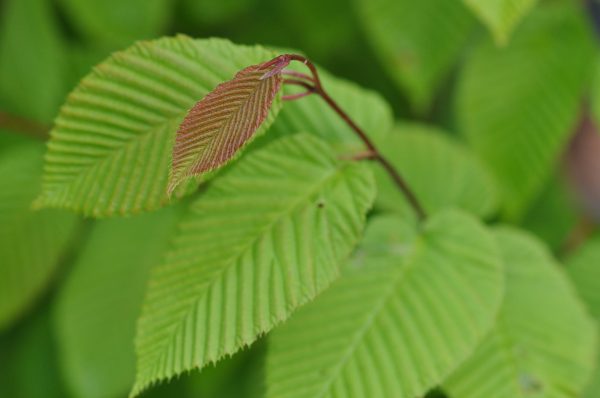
[356,0,475,112]
[462,0,538,44]
[592,58,600,128]
[374,123,498,218]
[266,210,504,398]
[34,37,281,217]
[456,3,595,220]
[58,0,172,47]
[0,139,79,330]
[0,0,67,122]
[446,227,597,398]
[132,134,375,395]
[54,206,183,398]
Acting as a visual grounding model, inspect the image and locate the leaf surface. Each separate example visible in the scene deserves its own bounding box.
[132,134,376,395]
[0,140,79,330]
[463,0,539,44]
[35,36,281,217]
[266,210,504,398]
[374,123,498,218]
[356,0,475,111]
[456,4,595,219]
[168,56,285,193]
[445,227,597,398]
[54,206,183,398]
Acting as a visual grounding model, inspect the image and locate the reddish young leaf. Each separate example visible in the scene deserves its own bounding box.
[168,55,290,194]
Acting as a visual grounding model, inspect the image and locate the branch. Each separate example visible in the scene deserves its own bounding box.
[283,54,427,221]
[0,111,49,141]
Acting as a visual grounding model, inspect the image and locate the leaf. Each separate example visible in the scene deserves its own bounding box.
[58,0,172,47]
[374,123,499,219]
[132,133,376,395]
[445,227,597,398]
[356,0,475,112]
[268,66,393,153]
[168,55,287,194]
[592,57,600,129]
[0,307,70,398]
[566,235,600,398]
[53,206,183,398]
[0,140,79,330]
[0,0,67,122]
[463,0,539,45]
[34,36,282,217]
[266,210,504,398]
[456,3,595,220]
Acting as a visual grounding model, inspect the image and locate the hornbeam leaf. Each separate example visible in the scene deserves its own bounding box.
[266,210,504,398]
[168,55,288,194]
[445,228,597,398]
[35,36,281,217]
[462,0,539,45]
[132,133,376,396]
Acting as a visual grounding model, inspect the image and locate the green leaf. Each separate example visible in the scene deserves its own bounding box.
[567,235,600,322]
[132,133,376,395]
[0,307,70,398]
[356,0,475,112]
[456,3,595,220]
[0,141,79,330]
[462,0,539,45]
[592,57,600,129]
[34,36,281,218]
[169,56,286,194]
[53,205,183,398]
[268,67,393,153]
[58,0,172,47]
[374,123,499,218]
[266,210,504,398]
[445,227,597,398]
[0,0,67,122]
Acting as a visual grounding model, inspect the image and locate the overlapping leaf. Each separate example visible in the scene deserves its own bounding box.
[0,140,79,330]
[267,66,393,153]
[356,0,475,111]
[54,206,183,398]
[132,134,376,395]
[34,36,282,217]
[566,235,600,398]
[456,3,595,220]
[374,123,498,218]
[463,0,539,44]
[592,58,600,129]
[445,228,597,398]
[168,56,286,194]
[266,210,504,398]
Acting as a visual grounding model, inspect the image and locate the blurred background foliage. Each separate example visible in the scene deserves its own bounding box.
[1,0,600,397]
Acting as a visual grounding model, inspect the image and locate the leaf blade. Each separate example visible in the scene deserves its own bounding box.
[132,133,376,395]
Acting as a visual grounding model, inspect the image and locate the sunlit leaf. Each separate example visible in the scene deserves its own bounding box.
[132,134,376,395]
[374,123,499,218]
[456,3,595,220]
[34,36,281,217]
[0,140,79,330]
[356,0,475,112]
[168,55,287,194]
[445,227,597,398]
[462,0,539,44]
[266,210,504,398]
[54,206,183,398]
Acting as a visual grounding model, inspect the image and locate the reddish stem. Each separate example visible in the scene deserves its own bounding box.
[283,54,427,221]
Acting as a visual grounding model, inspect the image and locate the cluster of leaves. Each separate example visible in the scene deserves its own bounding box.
[2,0,600,398]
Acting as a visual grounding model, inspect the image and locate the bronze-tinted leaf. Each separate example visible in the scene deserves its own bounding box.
[168,55,289,194]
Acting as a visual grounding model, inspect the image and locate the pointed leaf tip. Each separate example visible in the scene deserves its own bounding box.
[167,55,288,194]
